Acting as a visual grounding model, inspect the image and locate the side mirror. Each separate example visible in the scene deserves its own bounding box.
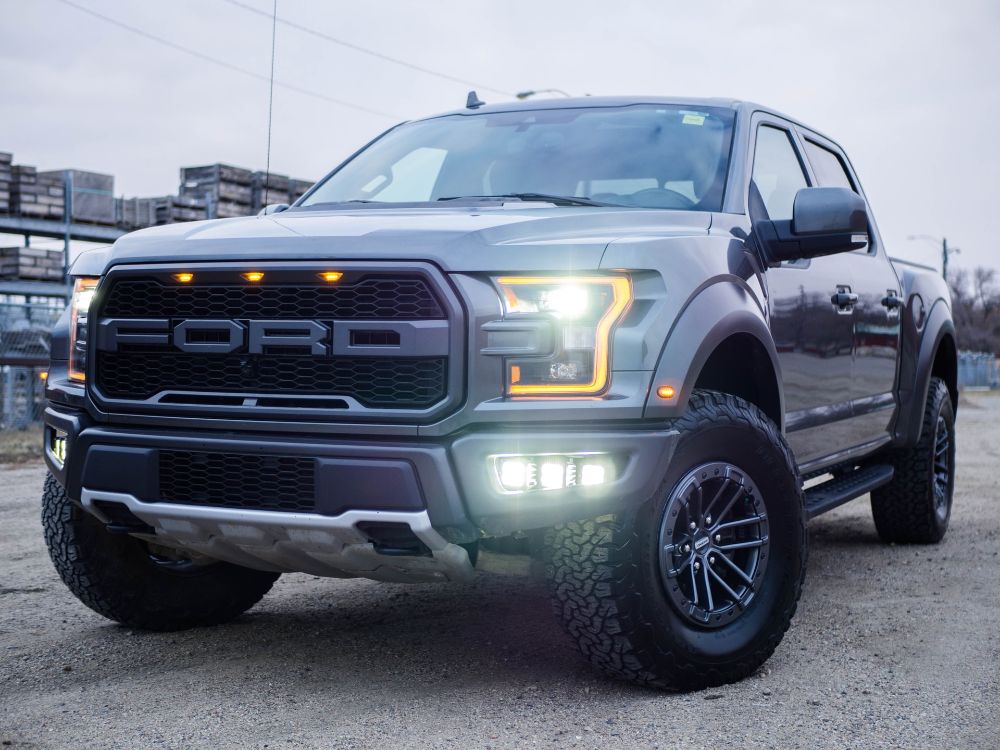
[755,187,869,264]
[257,203,290,216]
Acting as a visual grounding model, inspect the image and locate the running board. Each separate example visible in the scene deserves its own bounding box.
[804,464,894,520]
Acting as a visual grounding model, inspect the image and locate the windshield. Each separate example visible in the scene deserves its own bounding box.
[301,104,735,211]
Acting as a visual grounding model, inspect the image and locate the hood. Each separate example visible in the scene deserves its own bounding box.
[72,205,712,276]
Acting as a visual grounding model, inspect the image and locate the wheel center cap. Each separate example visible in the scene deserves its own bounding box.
[694,535,711,552]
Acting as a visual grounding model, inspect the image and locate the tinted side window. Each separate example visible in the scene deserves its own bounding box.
[804,140,855,191]
[751,126,808,220]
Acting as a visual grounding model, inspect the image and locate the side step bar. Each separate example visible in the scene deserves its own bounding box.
[804,464,894,520]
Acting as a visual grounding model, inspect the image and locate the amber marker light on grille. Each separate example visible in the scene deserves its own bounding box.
[39,371,48,381]
[318,271,343,282]
[242,272,265,282]
[173,272,194,283]
[657,385,676,399]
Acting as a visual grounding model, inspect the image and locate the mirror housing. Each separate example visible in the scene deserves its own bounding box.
[755,187,869,264]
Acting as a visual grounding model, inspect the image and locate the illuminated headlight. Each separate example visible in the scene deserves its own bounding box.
[491,453,615,494]
[68,277,100,382]
[494,275,632,396]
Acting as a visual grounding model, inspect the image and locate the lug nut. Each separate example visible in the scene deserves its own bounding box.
[715,534,721,543]
[684,543,691,553]
[689,521,697,531]
[709,555,716,565]
[694,561,701,570]
[706,515,712,525]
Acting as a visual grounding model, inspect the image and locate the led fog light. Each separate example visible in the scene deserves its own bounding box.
[491,453,615,494]
[48,429,68,468]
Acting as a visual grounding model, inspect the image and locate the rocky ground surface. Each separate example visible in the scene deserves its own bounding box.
[1,395,997,749]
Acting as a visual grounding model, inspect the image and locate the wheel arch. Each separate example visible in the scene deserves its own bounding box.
[643,281,784,430]
[894,298,958,446]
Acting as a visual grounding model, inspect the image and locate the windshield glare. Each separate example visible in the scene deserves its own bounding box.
[302,105,735,211]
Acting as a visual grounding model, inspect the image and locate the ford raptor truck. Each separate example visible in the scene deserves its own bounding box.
[40,97,958,690]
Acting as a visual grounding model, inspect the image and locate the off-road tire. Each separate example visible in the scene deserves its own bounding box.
[545,390,807,690]
[41,473,280,630]
[870,377,955,544]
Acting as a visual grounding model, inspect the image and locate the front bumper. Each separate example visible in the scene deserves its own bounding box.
[44,405,678,578]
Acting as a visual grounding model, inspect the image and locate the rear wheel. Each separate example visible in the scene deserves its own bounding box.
[870,377,956,543]
[41,473,279,631]
[545,391,806,690]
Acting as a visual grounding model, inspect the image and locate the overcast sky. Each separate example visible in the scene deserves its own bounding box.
[2,0,998,271]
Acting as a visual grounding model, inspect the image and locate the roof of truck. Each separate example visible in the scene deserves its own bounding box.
[421,96,823,138]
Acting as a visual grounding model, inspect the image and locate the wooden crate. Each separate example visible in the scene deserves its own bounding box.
[0,246,65,280]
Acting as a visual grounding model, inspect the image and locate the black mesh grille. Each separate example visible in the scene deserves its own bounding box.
[159,450,316,512]
[101,277,445,319]
[96,351,447,407]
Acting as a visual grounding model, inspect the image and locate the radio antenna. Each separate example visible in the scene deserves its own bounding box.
[264,0,278,182]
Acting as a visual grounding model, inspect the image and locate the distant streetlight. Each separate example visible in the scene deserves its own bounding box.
[516,88,572,100]
[907,234,960,280]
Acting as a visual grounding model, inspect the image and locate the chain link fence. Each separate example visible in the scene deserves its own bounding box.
[1,301,63,429]
[958,351,1000,390]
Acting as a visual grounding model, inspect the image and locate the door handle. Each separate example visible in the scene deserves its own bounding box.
[831,291,859,308]
[881,291,903,310]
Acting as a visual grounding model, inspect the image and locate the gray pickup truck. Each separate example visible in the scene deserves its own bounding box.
[41,97,957,690]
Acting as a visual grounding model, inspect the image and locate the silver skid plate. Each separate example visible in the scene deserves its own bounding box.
[80,489,475,584]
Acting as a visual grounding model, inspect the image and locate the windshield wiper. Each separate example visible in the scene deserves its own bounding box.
[436,193,608,207]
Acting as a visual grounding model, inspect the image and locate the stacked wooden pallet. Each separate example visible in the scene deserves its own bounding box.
[0,153,12,213]
[252,171,291,211]
[39,169,115,225]
[179,164,254,218]
[0,246,65,281]
[117,194,208,229]
[11,166,65,220]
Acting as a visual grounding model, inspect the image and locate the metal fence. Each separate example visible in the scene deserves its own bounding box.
[1,301,63,428]
[958,351,1000,390]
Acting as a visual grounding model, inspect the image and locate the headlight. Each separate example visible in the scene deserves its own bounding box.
[493,275,632,396]
[68,277,99,382]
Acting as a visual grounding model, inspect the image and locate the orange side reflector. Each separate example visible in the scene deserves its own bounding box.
[656,385,676,399]
[510,365,521,385]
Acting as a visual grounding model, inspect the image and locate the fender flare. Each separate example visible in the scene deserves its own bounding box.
[643,280,784,428]
[894,298,956,445]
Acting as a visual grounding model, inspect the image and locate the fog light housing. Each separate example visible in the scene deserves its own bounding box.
[491,453,615,494]
[48,429,68,468]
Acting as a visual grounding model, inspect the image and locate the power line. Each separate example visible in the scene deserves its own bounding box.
[53,0,401,120]
[220,0,513,97]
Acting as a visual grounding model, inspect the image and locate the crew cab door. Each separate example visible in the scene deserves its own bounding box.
[749,119,856,466]
[800,134,901,445]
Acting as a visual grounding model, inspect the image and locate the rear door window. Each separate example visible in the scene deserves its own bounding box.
[804,141,855,191]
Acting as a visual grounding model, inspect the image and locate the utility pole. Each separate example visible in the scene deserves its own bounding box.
[907,234,959,280]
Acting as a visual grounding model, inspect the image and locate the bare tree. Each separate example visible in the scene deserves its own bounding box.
[949,265,1000,354]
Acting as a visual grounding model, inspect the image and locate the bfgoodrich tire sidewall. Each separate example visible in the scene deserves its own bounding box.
[634,420,806,663]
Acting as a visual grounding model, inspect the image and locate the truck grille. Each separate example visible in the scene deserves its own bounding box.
[159,450,316,512]
[102,277,445,319]
[91,269,455,414]
[96,351,447,407]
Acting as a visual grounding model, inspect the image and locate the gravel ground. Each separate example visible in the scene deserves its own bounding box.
[1,395,998,749]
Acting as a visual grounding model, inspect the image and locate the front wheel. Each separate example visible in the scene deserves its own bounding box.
[546,391,807,690]
[42,473,280,631]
